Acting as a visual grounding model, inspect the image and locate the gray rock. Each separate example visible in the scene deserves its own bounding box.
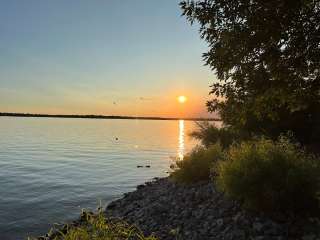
[252,222,264,232]
[302,234,316,240]
[216,218,224,227]
[37,177,320,240]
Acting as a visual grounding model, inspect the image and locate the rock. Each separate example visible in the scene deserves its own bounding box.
[105,177,320,239]
[38,177,320,240]
[106,201,117,209]
[233,228,246,238]
[252,222,264,232]
[136,184,146,190]
[253,236,266,240]
[232,212,242,222]
[302,235,316,240]
[216,218,224,227]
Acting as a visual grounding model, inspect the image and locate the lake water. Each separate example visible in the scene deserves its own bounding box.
[0,117,202,240]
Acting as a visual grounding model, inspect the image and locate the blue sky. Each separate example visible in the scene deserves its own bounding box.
[0,0,216,117]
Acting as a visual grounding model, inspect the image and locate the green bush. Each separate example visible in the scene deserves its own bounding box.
[171,144,223,184]
[190,121,249,149]
[216,137,320,214]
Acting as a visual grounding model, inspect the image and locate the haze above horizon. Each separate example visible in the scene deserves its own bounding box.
[0,0,216,118]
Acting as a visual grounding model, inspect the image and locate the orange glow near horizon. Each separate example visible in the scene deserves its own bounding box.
[177,95,187,103]
[1,91,214,119]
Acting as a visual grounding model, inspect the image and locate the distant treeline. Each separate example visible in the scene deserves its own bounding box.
[0,112,220,121]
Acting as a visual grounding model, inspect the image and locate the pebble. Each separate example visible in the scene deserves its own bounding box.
[106,177,320,240]
[38,177,320,240]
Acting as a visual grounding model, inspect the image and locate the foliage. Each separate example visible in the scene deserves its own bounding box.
[216,137,320,214]
[190,121,250,149]
[171,144,223,183]
[180,0,320,144]
[30,209,157,240]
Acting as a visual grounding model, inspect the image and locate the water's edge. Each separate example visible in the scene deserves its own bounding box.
[36,177,320,240]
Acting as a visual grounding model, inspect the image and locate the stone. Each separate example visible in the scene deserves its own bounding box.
[302,234,316,240]
[38,177,320,240]
[252,222,264,232]
[216,218,224,227]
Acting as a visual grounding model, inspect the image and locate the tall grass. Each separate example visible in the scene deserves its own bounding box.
[29,209,157,240]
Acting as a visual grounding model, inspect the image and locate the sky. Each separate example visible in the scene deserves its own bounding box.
[0,0,217,118]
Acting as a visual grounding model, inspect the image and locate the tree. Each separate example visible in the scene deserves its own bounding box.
[180,0,320,144]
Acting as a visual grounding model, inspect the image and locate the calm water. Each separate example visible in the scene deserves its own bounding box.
[0,117,200,240]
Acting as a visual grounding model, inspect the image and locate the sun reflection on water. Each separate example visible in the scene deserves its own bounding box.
[178,120,185,160]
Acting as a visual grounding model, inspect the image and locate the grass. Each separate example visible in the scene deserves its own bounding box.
[29,209,157,240]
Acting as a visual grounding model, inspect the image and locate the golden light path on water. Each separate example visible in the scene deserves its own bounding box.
[178,120,185,160]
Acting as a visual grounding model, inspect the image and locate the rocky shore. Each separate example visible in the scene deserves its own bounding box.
[38,177,320,240]
[106,177,320,240]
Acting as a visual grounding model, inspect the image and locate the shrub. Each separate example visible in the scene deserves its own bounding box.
[216,137,320,214]
[30,209,157,240]
[190,121,249,149]
[171,144,223,184]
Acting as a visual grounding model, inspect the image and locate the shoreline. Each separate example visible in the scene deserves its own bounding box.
[0,112,220,122]
[38,177,320,240]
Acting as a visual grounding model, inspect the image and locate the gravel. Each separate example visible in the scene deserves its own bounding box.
[106,177,320,240]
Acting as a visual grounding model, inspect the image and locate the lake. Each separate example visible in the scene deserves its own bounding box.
[0,117,202,240]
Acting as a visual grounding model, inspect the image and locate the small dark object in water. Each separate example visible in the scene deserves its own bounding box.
[145,165,150,168]
[137,165,143,168]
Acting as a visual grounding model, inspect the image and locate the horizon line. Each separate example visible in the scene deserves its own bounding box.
[0,112,221,121]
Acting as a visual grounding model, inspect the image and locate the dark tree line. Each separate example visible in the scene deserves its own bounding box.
[180,0,320,144]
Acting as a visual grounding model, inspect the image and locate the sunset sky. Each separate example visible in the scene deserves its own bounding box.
[0,0,217,118]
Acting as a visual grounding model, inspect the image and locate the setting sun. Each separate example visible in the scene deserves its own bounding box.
[178,95,187,103]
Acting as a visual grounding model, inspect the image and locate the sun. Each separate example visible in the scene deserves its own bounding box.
[177,95,187,103]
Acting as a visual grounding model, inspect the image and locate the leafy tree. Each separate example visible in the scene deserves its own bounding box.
[180,0,320,144]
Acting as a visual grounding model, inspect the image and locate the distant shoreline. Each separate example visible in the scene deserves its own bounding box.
[0,112,220,121]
